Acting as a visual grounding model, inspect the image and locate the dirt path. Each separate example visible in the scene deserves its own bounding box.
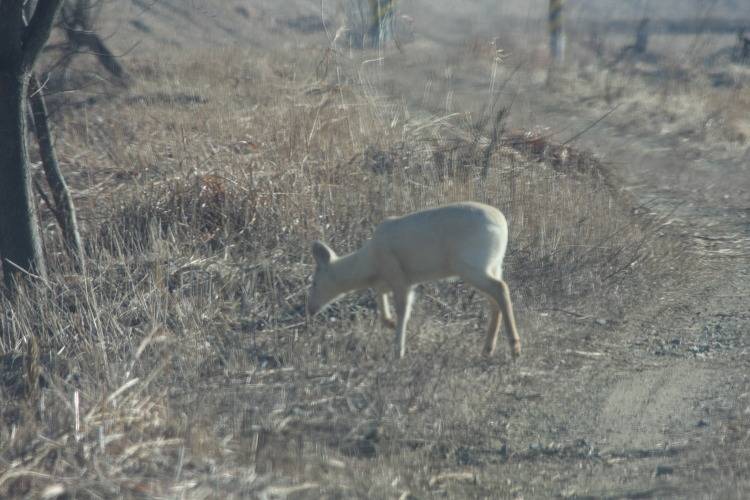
[502,78,749,497]
[529,100,747,497]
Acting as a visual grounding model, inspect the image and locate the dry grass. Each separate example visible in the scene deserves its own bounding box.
[0,45,679,498]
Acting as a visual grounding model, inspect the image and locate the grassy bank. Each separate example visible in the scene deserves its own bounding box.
[0,46,675,497]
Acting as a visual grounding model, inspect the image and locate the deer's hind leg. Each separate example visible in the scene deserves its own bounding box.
[484,303,502,356]
[483,264,506,356]
[496,278,521,357]
[464,267,521,358]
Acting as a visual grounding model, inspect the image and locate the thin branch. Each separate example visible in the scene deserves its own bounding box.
[33,177,65,229]
[29,73,85,272]
[562,104,621,146]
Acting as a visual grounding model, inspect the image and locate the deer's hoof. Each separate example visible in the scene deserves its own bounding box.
[511,342,521,358]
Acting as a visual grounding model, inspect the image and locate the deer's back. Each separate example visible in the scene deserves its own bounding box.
[373,202,508,282]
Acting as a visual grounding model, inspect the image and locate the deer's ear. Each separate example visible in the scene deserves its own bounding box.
[311,241,334,266]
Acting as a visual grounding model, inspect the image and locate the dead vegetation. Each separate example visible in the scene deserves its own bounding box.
[0,41,691,498]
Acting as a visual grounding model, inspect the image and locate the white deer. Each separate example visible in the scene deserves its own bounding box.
[307,202,521,359]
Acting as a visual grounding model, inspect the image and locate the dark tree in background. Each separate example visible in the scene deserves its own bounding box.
[0,0,63,289]
[367,0,396,48]
[343,0,398,49]
[58,0,129,84]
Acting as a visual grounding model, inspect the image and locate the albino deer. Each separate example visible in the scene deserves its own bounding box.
[307,202,521,359]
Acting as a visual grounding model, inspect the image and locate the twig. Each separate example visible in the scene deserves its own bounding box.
[562,104,621,146]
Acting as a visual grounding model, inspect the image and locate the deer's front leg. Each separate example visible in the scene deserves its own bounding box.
[376,291,396,329]
[393,287,415,359]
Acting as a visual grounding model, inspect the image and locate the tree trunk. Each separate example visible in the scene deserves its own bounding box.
[28,74,85,272]
[0,70,48,287]
[0,0,62,290]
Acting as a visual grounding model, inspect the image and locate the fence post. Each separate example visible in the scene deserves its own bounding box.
[368,0,395,48]
[549,0,565,64]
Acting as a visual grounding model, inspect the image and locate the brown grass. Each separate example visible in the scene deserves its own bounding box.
[0,45,678,498]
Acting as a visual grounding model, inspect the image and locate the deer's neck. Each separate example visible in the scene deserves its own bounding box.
[332,242,377,293]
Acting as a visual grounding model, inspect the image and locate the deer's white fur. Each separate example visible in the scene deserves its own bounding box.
[307,202,521,359]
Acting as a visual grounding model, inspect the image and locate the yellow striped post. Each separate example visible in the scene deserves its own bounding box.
[548,0,565,63]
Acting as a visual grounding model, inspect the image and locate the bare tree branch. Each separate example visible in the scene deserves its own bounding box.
[28,73,85,272]
[57,0,130,85]
[22,0,64,70]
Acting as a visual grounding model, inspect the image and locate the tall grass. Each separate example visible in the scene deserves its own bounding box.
[0,46,675,497]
